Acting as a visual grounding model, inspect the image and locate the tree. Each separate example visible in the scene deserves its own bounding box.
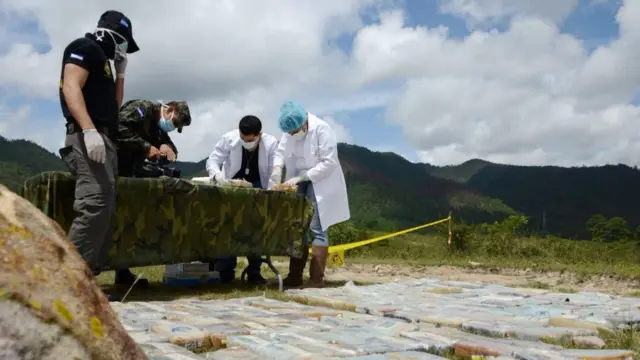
[586,214,607,241]
[634,225,640,241]
[604,217,632,242]
[586,215,632,242]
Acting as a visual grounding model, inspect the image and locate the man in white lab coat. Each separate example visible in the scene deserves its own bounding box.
[270,101,350,288]
[205,115,278,285]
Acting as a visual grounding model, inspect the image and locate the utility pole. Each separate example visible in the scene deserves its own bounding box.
[541,211,548,236]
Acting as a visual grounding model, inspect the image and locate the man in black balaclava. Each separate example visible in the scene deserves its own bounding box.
[58,10,140,301]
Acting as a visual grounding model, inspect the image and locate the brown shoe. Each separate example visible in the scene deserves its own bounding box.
[282,247,309,288]
[306,246,328,288]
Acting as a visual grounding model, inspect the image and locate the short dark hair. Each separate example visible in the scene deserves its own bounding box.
[239,115,262,135]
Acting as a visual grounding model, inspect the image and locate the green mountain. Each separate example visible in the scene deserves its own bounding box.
[426,159,640,238]
[0,136,66,191]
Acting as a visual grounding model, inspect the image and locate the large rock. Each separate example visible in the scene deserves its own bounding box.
[0,185,147,360]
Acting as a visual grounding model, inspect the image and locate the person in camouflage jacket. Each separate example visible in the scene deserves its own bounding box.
[117,99,191,177]
[114,99,191,286]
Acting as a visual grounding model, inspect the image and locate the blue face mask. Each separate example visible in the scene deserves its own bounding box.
[159,118,175,133]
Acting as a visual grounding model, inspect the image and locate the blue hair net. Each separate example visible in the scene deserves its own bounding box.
[278,101,307,132]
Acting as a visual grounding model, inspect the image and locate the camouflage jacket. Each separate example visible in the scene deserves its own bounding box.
[117,99,178,156]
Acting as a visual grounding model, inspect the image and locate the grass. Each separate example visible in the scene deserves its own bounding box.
[98,230,640,301]
[338,230,640,278]
[96,262,365,302]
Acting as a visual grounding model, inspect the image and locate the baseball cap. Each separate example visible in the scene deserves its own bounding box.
[97,10,139,53]
[170,101,191,133]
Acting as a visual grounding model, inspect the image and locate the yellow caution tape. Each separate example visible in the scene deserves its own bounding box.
[320,216,452,267]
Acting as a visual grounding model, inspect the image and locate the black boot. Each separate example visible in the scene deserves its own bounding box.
[282,247,309,288]
[247,272,267,285]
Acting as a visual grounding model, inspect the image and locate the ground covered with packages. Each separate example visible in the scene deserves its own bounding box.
[113,277,639,359]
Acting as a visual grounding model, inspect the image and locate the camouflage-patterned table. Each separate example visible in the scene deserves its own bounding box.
[21,172,313,270]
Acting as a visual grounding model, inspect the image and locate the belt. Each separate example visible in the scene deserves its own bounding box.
[65,122,115,138]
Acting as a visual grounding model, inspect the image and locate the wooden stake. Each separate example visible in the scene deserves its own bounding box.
[447,211,453,247]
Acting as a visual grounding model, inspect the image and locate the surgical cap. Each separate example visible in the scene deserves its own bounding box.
[278,101,307,132]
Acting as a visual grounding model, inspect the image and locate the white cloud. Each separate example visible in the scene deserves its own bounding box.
[0,0,371,160]
[351,1,640,166]
[438,0,579,29]
[0,0,639,167]
[320,116,354,144]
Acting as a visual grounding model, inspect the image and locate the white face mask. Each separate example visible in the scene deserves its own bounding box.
[95,27,128,58]
[241,140,258,150]
[290,129,306,141]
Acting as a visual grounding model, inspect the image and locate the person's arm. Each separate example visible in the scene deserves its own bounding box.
[206,138,230,182]
[114,56,128,109]
[61,44,96,130]
[266,137,279,189]
[305,123,339,183]
[115,78,125,109]
[272,133,288,168]
[117,102,153,153]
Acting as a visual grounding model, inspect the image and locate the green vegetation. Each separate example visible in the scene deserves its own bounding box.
[329,216,640,278]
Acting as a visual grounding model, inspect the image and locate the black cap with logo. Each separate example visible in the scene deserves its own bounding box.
[97,10,139,53]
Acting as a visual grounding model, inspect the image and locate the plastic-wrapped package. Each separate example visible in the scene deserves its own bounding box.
[137,301,173,312]
[202,347,262,359]
[151,324,212,351]
[199,323,252,349]
[128,330,171,344]
[178,314,225,326]
[293,341,357,357]
[225,335,314,360]
[146,354,205,360]
[398,331,453,355]
[256,331,319,345]
[559,349,635,360]
[122,318,176,332]
[372,351,449,359]
[140,342,202,357]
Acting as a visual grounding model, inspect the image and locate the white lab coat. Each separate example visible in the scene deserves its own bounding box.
[274,113,350,231]
[206,130,278,189]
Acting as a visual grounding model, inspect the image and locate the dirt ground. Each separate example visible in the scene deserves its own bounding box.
[271,261,640,295]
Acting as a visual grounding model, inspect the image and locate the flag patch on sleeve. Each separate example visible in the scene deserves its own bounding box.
[70,53,84,61]
[136,107,144,117]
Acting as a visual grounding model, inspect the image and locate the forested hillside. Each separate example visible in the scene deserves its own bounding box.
[427,159,640,238]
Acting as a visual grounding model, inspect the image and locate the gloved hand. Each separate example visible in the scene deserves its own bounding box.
[213,173,229,185]
[283,171,308,186]
[114,53,128,78]
[82,129,106,163]
[269,166,283,186]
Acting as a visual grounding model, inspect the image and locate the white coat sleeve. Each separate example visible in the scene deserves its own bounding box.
[273,133,288,168]
[306,123,339,183]
[266,139,279,189]
[205,138,229,180]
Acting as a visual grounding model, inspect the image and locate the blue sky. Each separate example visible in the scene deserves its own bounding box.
[0,0,627,163]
